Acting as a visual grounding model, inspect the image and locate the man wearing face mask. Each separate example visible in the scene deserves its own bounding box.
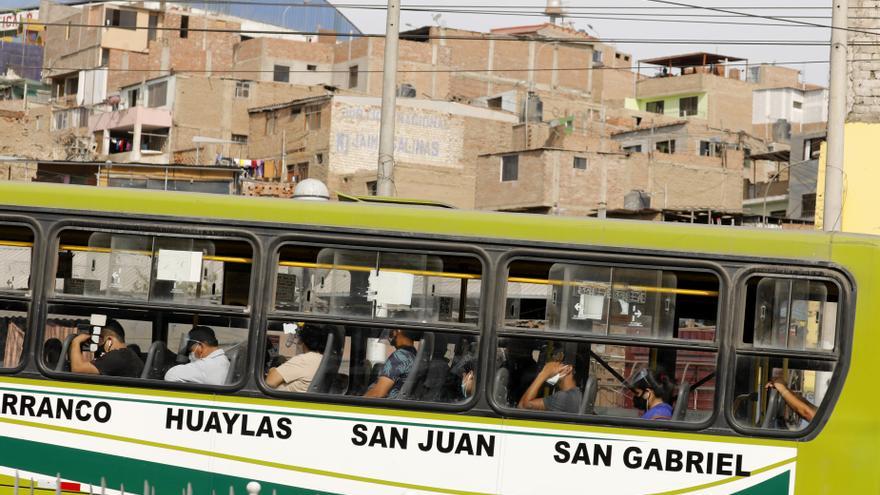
[165,326,230,385]
[628,368,674,420]
[364,329,417,399]
[265,323,328,392]
[69,319,144,378]
[518,357,582,413]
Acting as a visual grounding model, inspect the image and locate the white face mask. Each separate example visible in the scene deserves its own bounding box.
[545,373,562,387]
[461,381,470,398]
[188,352,198,363]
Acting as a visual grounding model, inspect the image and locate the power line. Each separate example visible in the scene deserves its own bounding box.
[33,21,847,43]
[29,59,848,76]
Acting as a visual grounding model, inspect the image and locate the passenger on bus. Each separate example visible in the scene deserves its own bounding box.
[766,378,816,422]
[364,329,417,399]
[628,368,674,420]
[42,338,62,369]
[518,357,582,413]
[69,320,144,378]
[165,326,230,385]
[265,323,328,393]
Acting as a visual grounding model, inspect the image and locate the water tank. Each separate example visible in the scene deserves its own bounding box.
[624,190,651,210]
[523,93,543,122]
[292,179,330,201]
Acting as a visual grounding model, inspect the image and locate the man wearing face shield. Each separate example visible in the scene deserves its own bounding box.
[363,329,416,399]
[165,326,230,385]
[69,319,144,378]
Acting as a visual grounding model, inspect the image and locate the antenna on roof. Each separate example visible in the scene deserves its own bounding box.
[545,0,565,25]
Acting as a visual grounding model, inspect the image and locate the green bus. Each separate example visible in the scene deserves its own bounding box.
[0,182,870,495]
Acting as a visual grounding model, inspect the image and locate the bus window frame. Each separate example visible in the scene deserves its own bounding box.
[0,217,41,376]
[725,265,854,440]
[255,233,491,413]
[35,219,263,393]
[488,249,729,432]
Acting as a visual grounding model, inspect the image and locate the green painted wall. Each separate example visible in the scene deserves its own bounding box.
[636,92,708,119]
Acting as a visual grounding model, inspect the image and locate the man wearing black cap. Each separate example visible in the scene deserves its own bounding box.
[69,319,144,378]
[165,326,230,385]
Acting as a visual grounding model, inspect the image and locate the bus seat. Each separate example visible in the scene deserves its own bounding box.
[761,389,782,429]
[493,367,510,406]
[140,341,166,379]
[307,332,336,393]
[223,343,246,385]
[55,334,77,372]
[413,356,451,401]
[399,332,434,400]
[673,382,691,421]
[579,376,598,415]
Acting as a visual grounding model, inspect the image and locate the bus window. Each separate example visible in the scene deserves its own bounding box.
[54,230,252,307]
[505,259,720,342]
[45,304,249,384]
[0,301,30,369]
[494,337,715,422]
[263,320,478,404]
[274,245,482,325]
[733,276,840,433]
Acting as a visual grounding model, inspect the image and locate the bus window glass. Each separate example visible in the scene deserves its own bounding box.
[275,245,481,324]
[731,356,834,432]
[506,260,719,342]
[0,302,30,369]
[753,278,836,351]
[494,337,715,422]
[735,275,840,433]
[264,321,478,403]
[0,225,34,292]
[44,304,249,385]
[54,230,252,307]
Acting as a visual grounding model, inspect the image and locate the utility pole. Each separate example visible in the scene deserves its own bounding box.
[376,0,401,196]
[823,0,847,232]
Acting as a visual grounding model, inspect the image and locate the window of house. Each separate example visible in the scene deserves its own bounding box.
[179,15,189,38]
[501,155,519,182]
[273,65,290,83]
[141,128,169,153]
[291,106,302,119]
[64,76,78,97]
[805,138,824,160]
[592,50,604,66]
[305,106,321,130]
[349,65,359,89]
[315,153,324,165]
[234,81,251,99]
[793,101,803,110]
[487,96,503,110]
[101,49,110,67]
[148,13,159,41]
[105,9,137,30]
[127,88,140,107]
[802,193,817,218]
[699,141,722,158]
[655,140,675,154]
[573,157,587,170]
[366,180,378,196]
[306,65,317,72]
[623,145,643,153]
[231,134,247,145]
[147,81,167,108]
[679,96,698,117]
[646,101,664,114]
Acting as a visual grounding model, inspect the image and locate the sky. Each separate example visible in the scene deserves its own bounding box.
[4,0,833,85]
[331,0,832,85]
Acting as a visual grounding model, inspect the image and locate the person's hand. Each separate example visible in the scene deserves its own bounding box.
[765,378,786,393]
[540,362,572,379]
[72,333,90,345]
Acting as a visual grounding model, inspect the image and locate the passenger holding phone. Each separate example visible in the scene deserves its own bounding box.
[69,319,143,378]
